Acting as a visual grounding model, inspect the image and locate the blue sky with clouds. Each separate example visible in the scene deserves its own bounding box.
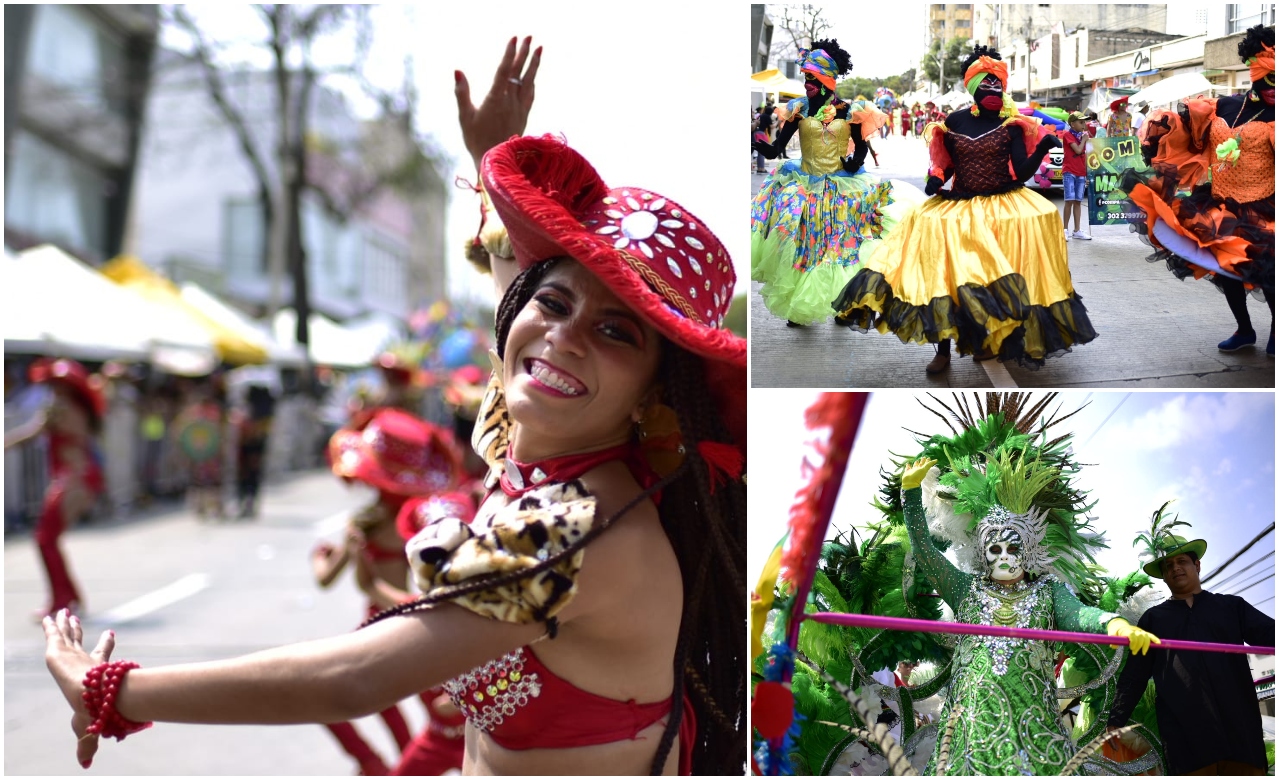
[749,391,1275,619]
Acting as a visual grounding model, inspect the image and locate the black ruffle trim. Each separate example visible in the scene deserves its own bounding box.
[832,269,1097,370]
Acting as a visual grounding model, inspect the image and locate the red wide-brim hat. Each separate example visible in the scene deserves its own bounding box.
[1109,97,1129,111]
[481,135,746,449]
[29,358,106,421]
[329,408,462,497]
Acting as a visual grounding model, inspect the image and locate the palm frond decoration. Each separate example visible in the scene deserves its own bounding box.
[1132,500,1187,563]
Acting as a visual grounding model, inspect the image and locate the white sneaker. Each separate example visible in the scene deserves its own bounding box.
[1064,229,1071,240]
[1072,231,1092,240]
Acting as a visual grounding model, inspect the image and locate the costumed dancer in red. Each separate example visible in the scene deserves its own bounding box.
[313,408,464,775]
[1120,24,1275,355]
[43,37,745,777]
[5,358,106,619]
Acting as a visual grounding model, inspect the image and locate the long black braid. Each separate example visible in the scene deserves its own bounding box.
[648,342,747,774]
[371,260,746,775]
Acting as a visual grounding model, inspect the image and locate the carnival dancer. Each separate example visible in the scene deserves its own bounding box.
[1120,24,1275,355]
[751,40,924,326]
[896,450,1159,772]
[1106,510,1275,775]
[312,408,464,775]
[833,45,1094,374]
[1106,97,1133,138]
[43,37,746,778]
[5,358,106,619]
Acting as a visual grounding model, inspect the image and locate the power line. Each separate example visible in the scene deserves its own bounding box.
[1226,570,1275,598]
[1202,523,1276,583]
[1081,392,1131,446]
[1255,595,1275,607]
[1209,550,1277,591]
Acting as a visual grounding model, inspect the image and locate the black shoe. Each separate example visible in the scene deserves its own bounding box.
[834,315,851,327]
[786,320,807,328]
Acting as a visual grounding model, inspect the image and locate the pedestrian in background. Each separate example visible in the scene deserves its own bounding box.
[172,379,226,520]
[1106,97,1133,137]
[1060,111,1093,240]
[3,358,105,618]
[232,384,274,519]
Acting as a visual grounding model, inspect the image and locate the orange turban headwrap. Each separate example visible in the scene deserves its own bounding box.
[1249,43,1274,83]
[963,55,1009,95]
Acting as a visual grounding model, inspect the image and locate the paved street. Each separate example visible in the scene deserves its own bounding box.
[750,132,1275,388]
[4,471,422,776]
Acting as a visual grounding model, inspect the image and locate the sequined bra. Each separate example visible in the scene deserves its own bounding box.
[948,127,1019,197]
[444,645,675,750]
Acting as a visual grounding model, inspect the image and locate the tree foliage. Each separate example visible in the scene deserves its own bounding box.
[835,69,917,102]
[920,36,972,92]
[767,4,832,66]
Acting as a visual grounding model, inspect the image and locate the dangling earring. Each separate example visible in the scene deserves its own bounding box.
[1249,89,1260,102]
[970,103,981,116]
[636,401,685,477]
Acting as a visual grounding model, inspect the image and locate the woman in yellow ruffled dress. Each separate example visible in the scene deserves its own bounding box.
[833,45,1096,373]
[751,40,924,327]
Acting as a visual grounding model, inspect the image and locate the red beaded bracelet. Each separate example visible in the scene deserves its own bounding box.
[81,661,152,741]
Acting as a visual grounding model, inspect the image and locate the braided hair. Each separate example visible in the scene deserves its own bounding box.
[808,38,853,75]
[1238,23,1275,62]
[372,259,746,775]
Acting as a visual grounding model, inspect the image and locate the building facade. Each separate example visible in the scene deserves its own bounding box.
[4,5,159,265]
[132,52,446,325]
[992,4,1168,51]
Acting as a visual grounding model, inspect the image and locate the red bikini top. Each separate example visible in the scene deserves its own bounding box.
[443,644,694,771]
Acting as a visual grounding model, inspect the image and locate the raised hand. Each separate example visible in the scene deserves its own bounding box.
[456,36,543,171]
[43,609,116,768]
[901,458,938,491]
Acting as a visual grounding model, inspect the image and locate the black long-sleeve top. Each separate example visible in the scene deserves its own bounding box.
[1106,590,1275,774]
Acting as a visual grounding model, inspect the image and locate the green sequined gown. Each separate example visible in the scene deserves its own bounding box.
[903,488,1118,775]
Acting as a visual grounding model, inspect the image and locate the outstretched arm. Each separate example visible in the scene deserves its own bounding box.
[4,411,46,450]
[901,459,972,610]
[44,606,544,767]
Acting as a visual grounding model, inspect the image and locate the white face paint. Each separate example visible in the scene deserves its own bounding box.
[985,528,1024,582]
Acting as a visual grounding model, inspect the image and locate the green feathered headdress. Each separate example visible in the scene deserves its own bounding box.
[908,393,1107,595]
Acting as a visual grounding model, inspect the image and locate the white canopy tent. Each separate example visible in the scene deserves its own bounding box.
[179,282,305,367]
[1128,72,1215,110]
[5,246,217,373]
[273,309,398,368]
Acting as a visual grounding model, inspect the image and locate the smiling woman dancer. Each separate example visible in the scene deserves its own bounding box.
[43,37,746,777]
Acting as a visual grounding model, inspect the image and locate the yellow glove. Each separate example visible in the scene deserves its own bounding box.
[901,458,937,491]
[1107,618,1161,656]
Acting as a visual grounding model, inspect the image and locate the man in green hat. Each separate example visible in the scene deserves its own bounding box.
[1105,509,1274,775]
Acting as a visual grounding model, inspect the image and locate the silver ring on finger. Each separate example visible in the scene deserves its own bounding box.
[507,77,522,86]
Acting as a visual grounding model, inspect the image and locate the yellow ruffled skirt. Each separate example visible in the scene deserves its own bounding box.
[833,187,1096,366]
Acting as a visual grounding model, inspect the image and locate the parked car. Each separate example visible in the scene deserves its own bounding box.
[1028,146,1065,191]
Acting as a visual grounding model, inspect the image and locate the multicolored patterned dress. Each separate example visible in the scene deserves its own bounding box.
[751,101,924,325]
[902,487,1119,775]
